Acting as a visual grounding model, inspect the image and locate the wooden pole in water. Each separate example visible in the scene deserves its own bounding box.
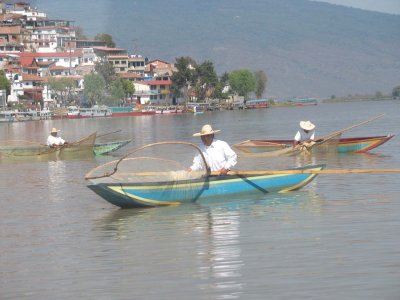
[317,114,385,144]
[222,168,400,176]
[89,168,400,178]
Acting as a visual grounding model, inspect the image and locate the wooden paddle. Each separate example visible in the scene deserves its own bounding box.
[315,114,385,145]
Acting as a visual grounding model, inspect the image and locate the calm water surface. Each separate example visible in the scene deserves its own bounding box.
[1,101,399,299]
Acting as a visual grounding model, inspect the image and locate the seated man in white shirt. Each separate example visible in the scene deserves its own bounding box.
[189,124,237,176]
[293,120,316,147]
[47,127,67,147]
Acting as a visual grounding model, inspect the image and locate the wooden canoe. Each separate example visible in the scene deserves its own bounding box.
[0,132,97,157]
[234,135,394,154]
[86,164,324,208]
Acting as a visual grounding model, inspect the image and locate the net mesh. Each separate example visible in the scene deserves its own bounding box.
[0,132,97,157]
[85,142,210,203]
[0,140,55,156]
[86,141,209,183]
[62,132,97,152]
[313,132,343,153]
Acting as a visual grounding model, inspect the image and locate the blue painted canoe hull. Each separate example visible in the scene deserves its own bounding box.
[87,164,325,208]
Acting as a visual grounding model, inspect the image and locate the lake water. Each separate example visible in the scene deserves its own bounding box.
[1,100,399,299]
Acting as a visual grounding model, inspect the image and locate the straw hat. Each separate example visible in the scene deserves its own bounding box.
[51,127,60,133]
[299,121,315,131]
[193,124,221,137]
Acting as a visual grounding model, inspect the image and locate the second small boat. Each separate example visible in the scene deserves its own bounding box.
[234,135,394,154]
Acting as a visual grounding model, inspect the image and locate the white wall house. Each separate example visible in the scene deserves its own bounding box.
[7,8,47,21]
[6,73,56,108]
[81,48,98,66]
[133,82,151,104]
[7,74,42,103]
[31,27,58,52]
[33,52,82,69]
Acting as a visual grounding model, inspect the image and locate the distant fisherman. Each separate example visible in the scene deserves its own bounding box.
[47,128,68,147]
[293,121,316,147]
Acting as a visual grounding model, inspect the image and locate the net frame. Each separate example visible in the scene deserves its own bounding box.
[85,141,211,181]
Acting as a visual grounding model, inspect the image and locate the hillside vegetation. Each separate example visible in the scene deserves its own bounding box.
[32,0,400,98]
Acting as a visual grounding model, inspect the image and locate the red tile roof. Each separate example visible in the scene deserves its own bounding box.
[22,73,45,82]
[16,51,82,59]
[49,65,68,70]
[0,25,21,34]
[93,46,125,51]
[107,55,129,59]
[118,72,142,79]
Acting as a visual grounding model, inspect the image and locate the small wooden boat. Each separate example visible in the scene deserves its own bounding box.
[234,135,394,154]
[0,132,97,157]
[86,164,324,208]
[93,139,132,156]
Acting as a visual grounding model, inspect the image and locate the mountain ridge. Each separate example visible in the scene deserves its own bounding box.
[30,0,400,98]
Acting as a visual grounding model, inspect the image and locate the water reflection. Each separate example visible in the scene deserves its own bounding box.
[290,150,393,170]
[47,160,68,202]
[193,209,243,299]
[95,190,325,299]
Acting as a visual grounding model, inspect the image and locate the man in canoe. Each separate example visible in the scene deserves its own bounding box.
[189,124,237,176]
[293,121,316,148]
[47,127,68,147]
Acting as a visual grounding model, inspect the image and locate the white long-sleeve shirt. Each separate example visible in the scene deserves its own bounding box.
[190,139,237,172]
[47,135,65,146]
[294,130,315,142]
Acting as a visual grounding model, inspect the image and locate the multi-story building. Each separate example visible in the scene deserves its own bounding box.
[0,24,23,52]
[128,54,146,74]
[4,2,47,21]
[29,20,75,52]
[107,54,129,73]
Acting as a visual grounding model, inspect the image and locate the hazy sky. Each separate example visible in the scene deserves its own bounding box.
[312,0,400,15]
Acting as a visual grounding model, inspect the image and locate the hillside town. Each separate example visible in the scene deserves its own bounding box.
[0,1,207,118]
[0,1,327,122]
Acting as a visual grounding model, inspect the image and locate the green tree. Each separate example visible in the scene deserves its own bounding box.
[229,69,256,99]
[94,61,116,86]
[171,56,197,102]
[213,72,230,101]
[0,70,11,96]
[121,79,135,97]
[94,33,115,48]
[47,77,76,105]
[391,85,400,98]
[75,26,88,40]
[83,73,106,106]
[109,79,125,105]
[254,70,267,99]
[194,60,219,101]
[220,72,229,85]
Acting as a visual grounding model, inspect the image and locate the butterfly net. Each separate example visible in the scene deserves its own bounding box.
[0,132,97,157]
[313,132,342,153]
[0,140,55,156]
[85,142,210,202]
[62,132,97,152]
